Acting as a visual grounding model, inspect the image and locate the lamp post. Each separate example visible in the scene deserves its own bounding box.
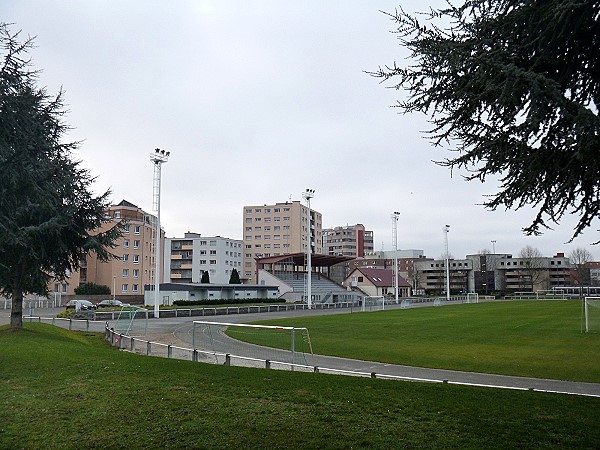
[491,240,496,254]
[112,276,116,301]
[302,188,315,309]
[150,148,170,319]
[391,212,400,304]
[444,225,450,301]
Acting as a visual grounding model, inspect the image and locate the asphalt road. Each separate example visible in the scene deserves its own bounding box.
[3,304,600,397]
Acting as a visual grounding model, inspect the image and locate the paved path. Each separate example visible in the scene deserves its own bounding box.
[4,305,600,397]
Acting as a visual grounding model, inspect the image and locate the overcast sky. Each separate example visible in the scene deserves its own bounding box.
[4,1,598,260]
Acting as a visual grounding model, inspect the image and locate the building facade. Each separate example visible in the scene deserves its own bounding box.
[242,200,323,282]
[164,232,243,285]
[53,200,164,297]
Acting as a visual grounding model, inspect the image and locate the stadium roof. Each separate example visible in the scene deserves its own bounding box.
[256,253,355,268]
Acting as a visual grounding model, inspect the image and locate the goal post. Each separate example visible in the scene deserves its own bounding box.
[192,321,313,365]
[466,292,479,304]
[362,296,385,312]
[584,297,600,333]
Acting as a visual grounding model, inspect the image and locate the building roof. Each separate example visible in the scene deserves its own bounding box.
[347,267,410,287]
[256,253,355,268]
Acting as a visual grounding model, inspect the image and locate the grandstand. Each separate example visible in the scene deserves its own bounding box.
[256,253,361,304]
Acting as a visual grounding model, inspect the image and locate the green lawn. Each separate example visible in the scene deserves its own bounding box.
[1,323,600,449]
[246,301,600,382]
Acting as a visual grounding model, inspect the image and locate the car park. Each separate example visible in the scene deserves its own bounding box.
[97,299,130,308]
[65,299,96,310]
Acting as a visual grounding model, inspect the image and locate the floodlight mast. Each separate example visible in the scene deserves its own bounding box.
[391,212,400,303]
[444,225,450,302]
[150,148,170,319]
[302,189,315,309]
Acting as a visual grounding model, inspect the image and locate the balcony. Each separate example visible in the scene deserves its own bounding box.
[181,244,193,250]
[181,263,193,270]
[171,254,182,260]
[171,273,182,279]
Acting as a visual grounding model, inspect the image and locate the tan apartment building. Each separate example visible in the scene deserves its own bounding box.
[242,200,323,282]
[322,224,374,283]
[53,200,164,298]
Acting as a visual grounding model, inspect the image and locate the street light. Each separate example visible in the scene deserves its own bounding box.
[112,276,116,301]
[491,240,496,254]
[444,225,450,302]
[391,212,400,304]
[150,148,170,319]
[302,188,315,309]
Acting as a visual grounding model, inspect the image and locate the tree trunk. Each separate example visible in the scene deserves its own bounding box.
[10,287,24,330]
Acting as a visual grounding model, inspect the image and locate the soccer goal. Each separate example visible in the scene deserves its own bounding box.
[583,297,600,333]
[114,307,149,337]
[466,292,479,304]
[192,321,313,365]
[362,296,385,312]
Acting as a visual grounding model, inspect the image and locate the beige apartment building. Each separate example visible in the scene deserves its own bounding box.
[242,200,323,282]
[53,200,164,297]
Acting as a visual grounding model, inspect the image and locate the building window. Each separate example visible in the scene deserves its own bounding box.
[245,227,252,231]
[210,250,217,255]
[121,284,128,293]
[265,208,271,213]
[124,239,130,248]
[264,218,271,222]
[123,254,129,262]
[274,208,280,213]
[114,211,121,218]
[245,236,252,240]
[274,217,281,222]
[133,255,139,264]
[199,260,207,264]
[210,260,217,264]
[245,209,252,214]
[245,218,252,223]
[255,208,261,213]
[123,269,129,278]
[210,241,217,246]
[133,269,139,278]
[200,241,207,245]
[133,240,140,249]
[132,284,139,292]
[255,218,262,222]
[123,225,130,233]
[134,225,140,234]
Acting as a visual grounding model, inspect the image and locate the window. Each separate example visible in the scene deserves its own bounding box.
[134,225,140,234]
[114,211,121,218]
[62,284,68,293]
[283,217,290,221]
[274,217,281,222]
[245,245,252,249]
[245,253,252,258]
[245,218,252,223]
[210,240,217,246]
[133,255,139,264]
[358,277,364,282]
[200,250,206,255]
[245,236,252,240]
[210,250,217,255]
[274,208,280,213]
[255,217,262,222]
[200,240,207,245]
[264,208,271,213]
[263,226,270,231]
[132,284,139,292]
[245,208,252,214]
[121,284,128,292]
[264,217,271,222]
[123,254,129,262]
[255,226,262,231]
[124,239,130,248]
[274,226,281,231]
[133,240,140,249]
[133,269,139,278]
[264,235,271,240]
[210,260,217,264]
[199,260,207,264]
[123,268,129,278]
[123,225,130,233]
[283,208,290,212]
[245,227,252,231]
[255,208,261,213]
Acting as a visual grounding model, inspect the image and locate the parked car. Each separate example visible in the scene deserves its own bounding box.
[97,299,131,308]
[65,299,96,310]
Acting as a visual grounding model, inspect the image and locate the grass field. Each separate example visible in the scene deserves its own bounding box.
[2,323,600,449]
[239,300,600,382]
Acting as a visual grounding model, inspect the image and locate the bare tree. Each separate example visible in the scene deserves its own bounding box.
[569,248,593,294]
[518,246,547,292]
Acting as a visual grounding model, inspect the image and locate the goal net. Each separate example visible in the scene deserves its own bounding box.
[584,297,600,333]
[192,321,313,366]
[114,307,149,337]
[362,296,385,312]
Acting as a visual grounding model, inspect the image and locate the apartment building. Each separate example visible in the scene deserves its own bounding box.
[322,224,374,283]
[495,252,571,291]
[242,200,323,282]
[54,200,164,297]
[413,258,474,294]
[164,232,243,284]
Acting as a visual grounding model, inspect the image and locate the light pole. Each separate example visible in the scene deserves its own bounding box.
[491,240,496,254]
[444,225,450,301]
[391,212,400,304]
[150,148,170,319]
[302,188,315,309]
[112,276,116,301]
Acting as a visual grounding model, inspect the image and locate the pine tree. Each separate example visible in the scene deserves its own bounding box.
[0,25,122,329]
[373,1,600,241]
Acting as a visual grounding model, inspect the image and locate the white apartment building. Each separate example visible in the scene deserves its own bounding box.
[242,200,323,282]
[164,233,243,285]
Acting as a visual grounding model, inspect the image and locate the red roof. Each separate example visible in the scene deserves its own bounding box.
[348,267,410,287]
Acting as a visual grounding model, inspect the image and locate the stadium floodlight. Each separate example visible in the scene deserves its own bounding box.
[444,225,450,302]
[150,148,170,319]
[491,240,496,254]
[391,212,400,304]
[302,189,315,309]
